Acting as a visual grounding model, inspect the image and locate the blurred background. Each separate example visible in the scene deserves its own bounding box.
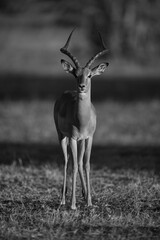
[0,0,160,168]
[0,0,160,75]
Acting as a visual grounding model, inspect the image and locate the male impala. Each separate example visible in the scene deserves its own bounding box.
[54,29,109,210]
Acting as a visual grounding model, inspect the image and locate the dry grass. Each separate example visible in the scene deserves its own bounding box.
[0,163,160,239]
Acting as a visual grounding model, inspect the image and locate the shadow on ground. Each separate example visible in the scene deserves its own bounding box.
[0,72,160,101]
[0,142,160,173]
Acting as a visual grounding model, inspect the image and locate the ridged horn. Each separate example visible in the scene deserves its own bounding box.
[60,28,81,68]
[85,32,109,68]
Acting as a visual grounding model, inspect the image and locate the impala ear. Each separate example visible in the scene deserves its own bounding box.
[61,59,75,74]
[92,63,109,76]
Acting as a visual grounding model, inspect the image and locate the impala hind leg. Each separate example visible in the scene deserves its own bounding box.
[78,140,87,199]
[60,137,68,206]
[85,137,93,207]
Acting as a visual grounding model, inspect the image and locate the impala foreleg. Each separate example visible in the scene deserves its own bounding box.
[70,138,78,210]
[78,140,87,199]
[84,137,93,207]
[60,137,68,206]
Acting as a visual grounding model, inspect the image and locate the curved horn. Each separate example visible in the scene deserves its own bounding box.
[60,28,81,68]
[85,32,109,68]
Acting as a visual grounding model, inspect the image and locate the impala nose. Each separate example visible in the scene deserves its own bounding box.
[79,84,85,91]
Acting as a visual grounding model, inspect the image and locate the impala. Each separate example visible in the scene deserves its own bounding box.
[54,29,109,210]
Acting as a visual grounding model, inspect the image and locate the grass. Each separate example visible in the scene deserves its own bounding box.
[0,100,160,239]
[0,162,160,239]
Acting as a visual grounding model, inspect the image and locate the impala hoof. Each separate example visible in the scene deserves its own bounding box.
[60,200,66,206]
[87,199,92,207]
[87,203,92,207]
[71,205,77,210]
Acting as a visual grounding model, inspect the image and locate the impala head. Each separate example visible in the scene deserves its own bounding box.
[60,29,109,94]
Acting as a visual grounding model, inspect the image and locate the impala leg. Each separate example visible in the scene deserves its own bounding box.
[78,140,87,199]
[85,137,93,207]
[60,137,68,206]
[70,138,78,210]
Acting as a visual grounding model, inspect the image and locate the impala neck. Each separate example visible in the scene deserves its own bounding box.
[75,88,91,126]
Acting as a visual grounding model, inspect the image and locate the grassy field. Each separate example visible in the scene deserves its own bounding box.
[0,99,160,239]
[0,160,160,239]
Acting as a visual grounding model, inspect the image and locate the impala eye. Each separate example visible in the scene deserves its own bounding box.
[88,74,92,78]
